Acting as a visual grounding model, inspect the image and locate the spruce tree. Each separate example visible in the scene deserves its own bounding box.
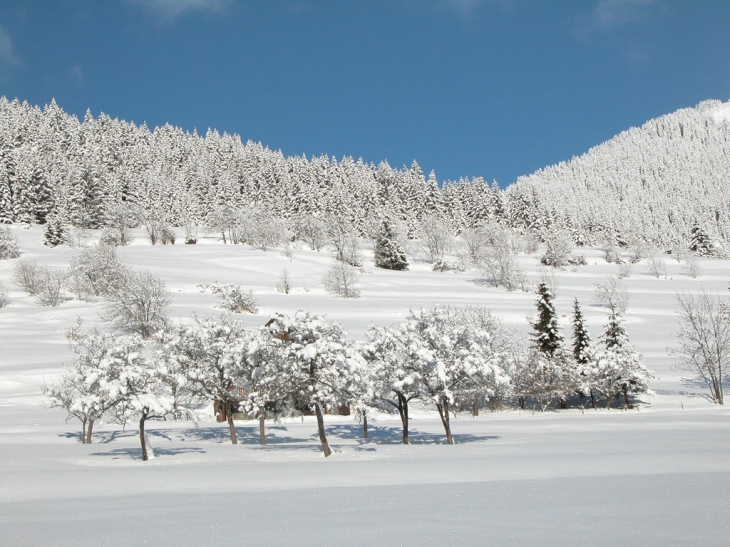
[374,221,408,270]
[572,298,596,408]
[531,282,564,357]
[43,216,65,247]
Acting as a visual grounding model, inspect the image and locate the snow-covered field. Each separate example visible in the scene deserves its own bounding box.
[1,226,729,546]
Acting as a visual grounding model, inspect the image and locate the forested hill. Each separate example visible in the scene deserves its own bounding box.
[505,100,730,250]
[0,97,728,252]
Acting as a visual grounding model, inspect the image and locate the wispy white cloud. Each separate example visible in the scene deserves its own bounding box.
[71,64,84,86]
[0,24,20,67]
[590,0,655,29]
[125,0,230,20]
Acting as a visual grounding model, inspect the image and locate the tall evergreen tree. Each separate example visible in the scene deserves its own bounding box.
[531,282,564,357]
[572,297,596,408]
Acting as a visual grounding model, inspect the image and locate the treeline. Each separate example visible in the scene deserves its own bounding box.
[1,97,728,252]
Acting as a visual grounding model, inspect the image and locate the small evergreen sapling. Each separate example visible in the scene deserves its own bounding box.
[374,221,408,270]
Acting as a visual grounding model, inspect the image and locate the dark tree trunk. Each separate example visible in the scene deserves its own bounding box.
[362,410,368,439]
[623,388,631,408]
[472,400,479,417]
[314,402,332,457]
[590,389,597,409]
[139,411,150,461]
[85,418,95,444]
[436,397,455,445]
[259,413,266,445]
[227,401,238,444]
[397,392,409,445]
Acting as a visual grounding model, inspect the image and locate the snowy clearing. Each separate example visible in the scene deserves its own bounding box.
[1,225,729,546]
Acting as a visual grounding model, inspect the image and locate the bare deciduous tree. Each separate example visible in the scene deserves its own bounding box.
[593,276,629,314]
[323,260,361,298]
[103,271,172,338]
[672,291,730,405]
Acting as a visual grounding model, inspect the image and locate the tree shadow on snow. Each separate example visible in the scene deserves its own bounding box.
[89,446,206,460]
[325,424,499,446]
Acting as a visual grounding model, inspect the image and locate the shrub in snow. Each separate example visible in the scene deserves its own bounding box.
[646,255,667,278]
[0,281,8,308]
[103,271,171,338]
[431,258,464,272]
[682,255,702,278]
[68,245,129,301]
[417,215,453,263]
[477,241,529,291]
[672,291,730,405]
[540,230,574,268]
[276,269,291,294]
[327,220,362,267]
[198,282,259,313]
[323,260,361,298]
[293,215,329,251]
[617,262,633,279]
[593,276,628,315]
[0,225,20,260]
[13,259,43,295]
[36,266,67,307]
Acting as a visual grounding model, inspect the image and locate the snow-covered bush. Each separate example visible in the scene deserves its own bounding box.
[0,281,8,308]
[323,260,361,298]
[36,266,67,307]
[13,259,43,295]
[103,271,171,338]
[540,230,574,268]
[68,245,129,300]
[593,276,629,314]
[682,255,702,278]
[646,255,667,278]
[0,226,20,260]
[198,282,259,313]
[327,220,362,267]
[477,241,529,291]
[417,215,453,263]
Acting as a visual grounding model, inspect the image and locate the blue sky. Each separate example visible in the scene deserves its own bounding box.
[0,0,728,185]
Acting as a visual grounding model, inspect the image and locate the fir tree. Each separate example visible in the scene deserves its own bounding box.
[531,282,564,357]
[572,298,596,407]
[374,221,408,270]
[43,215,65,247]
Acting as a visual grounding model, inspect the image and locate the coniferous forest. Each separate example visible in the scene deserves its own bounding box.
[0,97,728,253]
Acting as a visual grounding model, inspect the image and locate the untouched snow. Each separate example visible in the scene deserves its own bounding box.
[1,226,729,546]
[712,100,730,123]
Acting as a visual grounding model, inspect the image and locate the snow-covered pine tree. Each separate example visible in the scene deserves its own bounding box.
[572,297,597,408]
[374,220,408,270]
[532,283,564,357]
[43,215,65,247]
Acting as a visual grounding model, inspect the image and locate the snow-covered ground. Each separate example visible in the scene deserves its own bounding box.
[1,226,729,546]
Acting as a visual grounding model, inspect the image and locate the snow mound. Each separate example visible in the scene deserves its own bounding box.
[711,100,730,123]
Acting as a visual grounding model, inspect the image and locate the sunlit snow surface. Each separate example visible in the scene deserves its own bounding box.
[1,226,729,546]
[712,100,730,123]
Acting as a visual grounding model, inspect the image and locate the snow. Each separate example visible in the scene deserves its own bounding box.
[1,225,729,546]
[711,100,730,123]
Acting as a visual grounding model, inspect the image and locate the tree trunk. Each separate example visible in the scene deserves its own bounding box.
[472,400,479,417]
[85,418,94,444]
[397,392,409,445]
[314,402,332,457]
[259,412,266,445]
[436,397,455,445]
[139,412,149,461]
[362,411,368,439]
[227,401,238,444]
[623,388,631,408]
[590,389,597,409]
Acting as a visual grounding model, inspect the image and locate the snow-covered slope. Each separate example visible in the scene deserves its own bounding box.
[505,100,730,249]
[1,227,729,545]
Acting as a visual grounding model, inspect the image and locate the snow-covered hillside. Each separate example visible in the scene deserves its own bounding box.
[1,226,728,546]
[506,99,730,249]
